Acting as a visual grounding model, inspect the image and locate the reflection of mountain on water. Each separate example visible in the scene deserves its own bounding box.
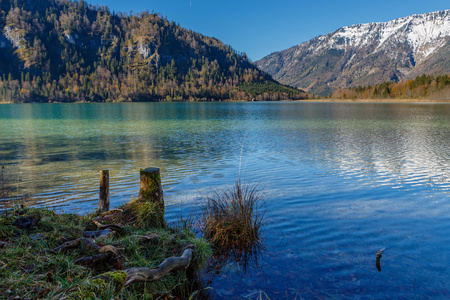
[263,103,450,192]
[327,106,450,192]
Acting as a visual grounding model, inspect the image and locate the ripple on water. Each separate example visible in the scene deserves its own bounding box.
[1,102,450,298]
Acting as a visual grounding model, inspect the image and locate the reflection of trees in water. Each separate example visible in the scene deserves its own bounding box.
[0,111,249,209]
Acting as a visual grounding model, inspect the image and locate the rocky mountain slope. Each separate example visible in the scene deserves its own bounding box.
[0,0,306,102]
[256,10,450,95]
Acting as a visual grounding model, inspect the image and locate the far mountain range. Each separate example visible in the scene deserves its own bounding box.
[256,10,450,95]
[0,1,448,101]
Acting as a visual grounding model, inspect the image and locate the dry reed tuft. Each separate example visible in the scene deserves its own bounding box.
[202,180,265,251]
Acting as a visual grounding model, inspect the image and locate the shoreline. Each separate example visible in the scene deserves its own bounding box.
[300,98,450,103]
[2,98,450,104]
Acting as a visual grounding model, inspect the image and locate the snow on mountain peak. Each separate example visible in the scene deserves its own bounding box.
[324,10,450,62]
[255,10,450,96]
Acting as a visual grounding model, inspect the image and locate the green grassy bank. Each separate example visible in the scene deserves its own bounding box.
[0,201,211,299]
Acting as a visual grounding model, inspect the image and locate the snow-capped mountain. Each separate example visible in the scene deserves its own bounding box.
[256,10,450,95]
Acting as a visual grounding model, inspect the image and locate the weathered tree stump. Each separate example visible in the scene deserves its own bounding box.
[138,167,164,217]
[98,170,110,213]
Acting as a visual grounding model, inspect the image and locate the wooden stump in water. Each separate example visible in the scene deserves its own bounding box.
[138,167,164,216]
[98,170,110,213]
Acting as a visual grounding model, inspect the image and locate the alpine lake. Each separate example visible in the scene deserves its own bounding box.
[1,101,449,299]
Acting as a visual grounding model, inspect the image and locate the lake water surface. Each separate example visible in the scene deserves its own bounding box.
[1,102,449,298]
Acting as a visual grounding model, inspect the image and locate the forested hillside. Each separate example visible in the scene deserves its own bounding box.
[331,74,450,100]
[0,0,306,102]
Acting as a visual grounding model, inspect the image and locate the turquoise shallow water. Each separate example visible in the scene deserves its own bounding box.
[1,102,449,298]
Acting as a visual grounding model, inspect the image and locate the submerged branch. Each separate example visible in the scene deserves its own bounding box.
[376,248,385,272]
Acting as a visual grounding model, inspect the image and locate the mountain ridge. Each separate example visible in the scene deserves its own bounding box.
[256,10,450,95]
[0,0,306,102]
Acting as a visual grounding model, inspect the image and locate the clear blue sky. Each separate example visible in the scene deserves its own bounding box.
[91,0,449,61]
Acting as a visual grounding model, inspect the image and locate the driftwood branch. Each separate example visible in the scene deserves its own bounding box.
[124,248,193,286]
[74,245,120,266]
[92,220,125,232]
[128,233,184,244]
[129,233,160,244]
[83,229,115,239]
[74,252,113,266]
[54,238,120,267]
[53,238,100,253]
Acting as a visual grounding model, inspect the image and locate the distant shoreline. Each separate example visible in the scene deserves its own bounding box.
[301,98,450,103]
[2,98,450,104]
